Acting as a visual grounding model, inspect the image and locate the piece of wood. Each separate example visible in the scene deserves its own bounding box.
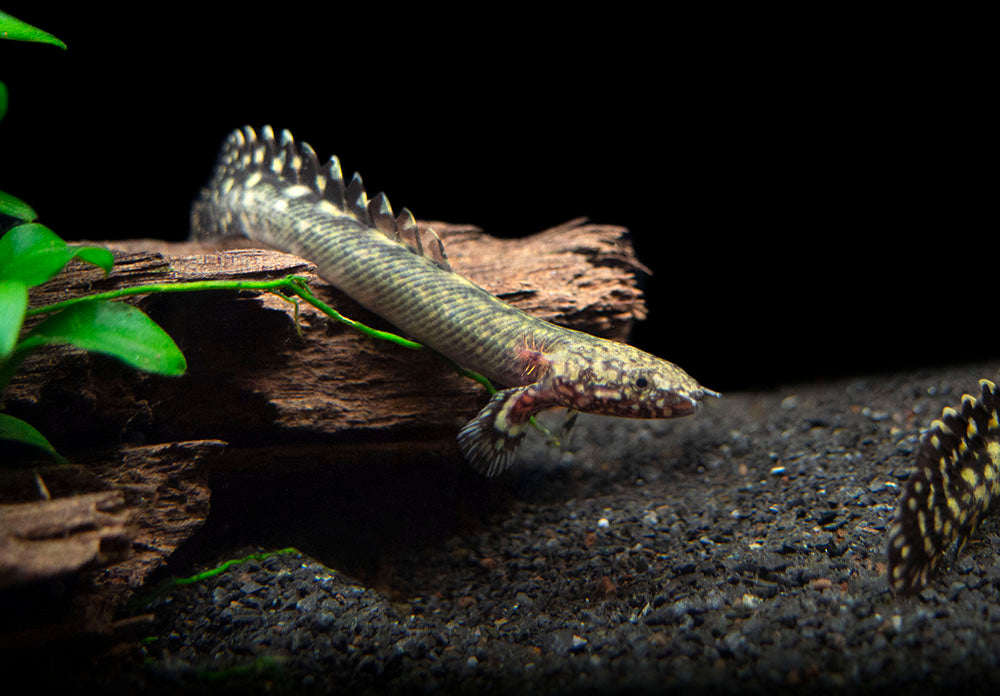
[0,440,218,644]
[0,490,129,589]
[6,219,649,459]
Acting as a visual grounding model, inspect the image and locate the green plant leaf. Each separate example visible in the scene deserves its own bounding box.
[0,278,28,358]
[0,11,67,49]
[0,80,7,123]
[18,300,187,376]
[0,413,66,463]
[0,223,74,286]
[71,245,115,274]
[0,190,38,222]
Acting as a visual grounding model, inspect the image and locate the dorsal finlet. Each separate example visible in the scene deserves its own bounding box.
[298,141,320,194]
[395,208,425,254]
[929,418,949,436]
[279,130,299,183]
[396,208,418,244]
[261,126,277,167]
[369,192,396,236]
[323,156,345,207]
[424,227,452,271]
[345,172,371,224]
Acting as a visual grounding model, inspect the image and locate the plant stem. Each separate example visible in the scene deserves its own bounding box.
[25,275,497,392]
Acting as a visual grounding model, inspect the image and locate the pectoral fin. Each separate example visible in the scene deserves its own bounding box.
[457,385,543,477]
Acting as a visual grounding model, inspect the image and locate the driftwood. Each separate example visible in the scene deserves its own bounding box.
[0,218,649,635]
[0,490,129,589]
[8,219,648,456]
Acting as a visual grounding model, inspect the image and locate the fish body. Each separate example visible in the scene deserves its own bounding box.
[888,378,1000,592]
[192,126,716,475]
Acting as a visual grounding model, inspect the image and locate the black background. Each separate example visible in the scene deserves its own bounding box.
[0,7,990,392]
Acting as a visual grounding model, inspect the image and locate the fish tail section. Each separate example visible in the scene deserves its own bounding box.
[190,125,450,269]
[888,378,1000,593]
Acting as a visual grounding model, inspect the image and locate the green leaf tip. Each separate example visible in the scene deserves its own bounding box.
[20,300,187,376]
[0,11,67,49]
[71,245,115,275]
[0,413,66,463]
[0,225,113,284]
[0,190,39,223]
[0,223,74,287]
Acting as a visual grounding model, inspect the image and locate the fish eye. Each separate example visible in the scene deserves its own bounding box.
[635,376,648,389]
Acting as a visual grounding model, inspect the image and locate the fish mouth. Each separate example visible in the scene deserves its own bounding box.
[670,397,699,417]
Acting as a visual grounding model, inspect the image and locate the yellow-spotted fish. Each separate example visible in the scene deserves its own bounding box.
[888,379,1000,592]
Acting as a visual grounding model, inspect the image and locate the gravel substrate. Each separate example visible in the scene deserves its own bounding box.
[19,362,1000,694]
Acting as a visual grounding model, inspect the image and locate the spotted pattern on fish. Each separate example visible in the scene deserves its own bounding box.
[192,126,717,475]
[888,378,1000,593]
